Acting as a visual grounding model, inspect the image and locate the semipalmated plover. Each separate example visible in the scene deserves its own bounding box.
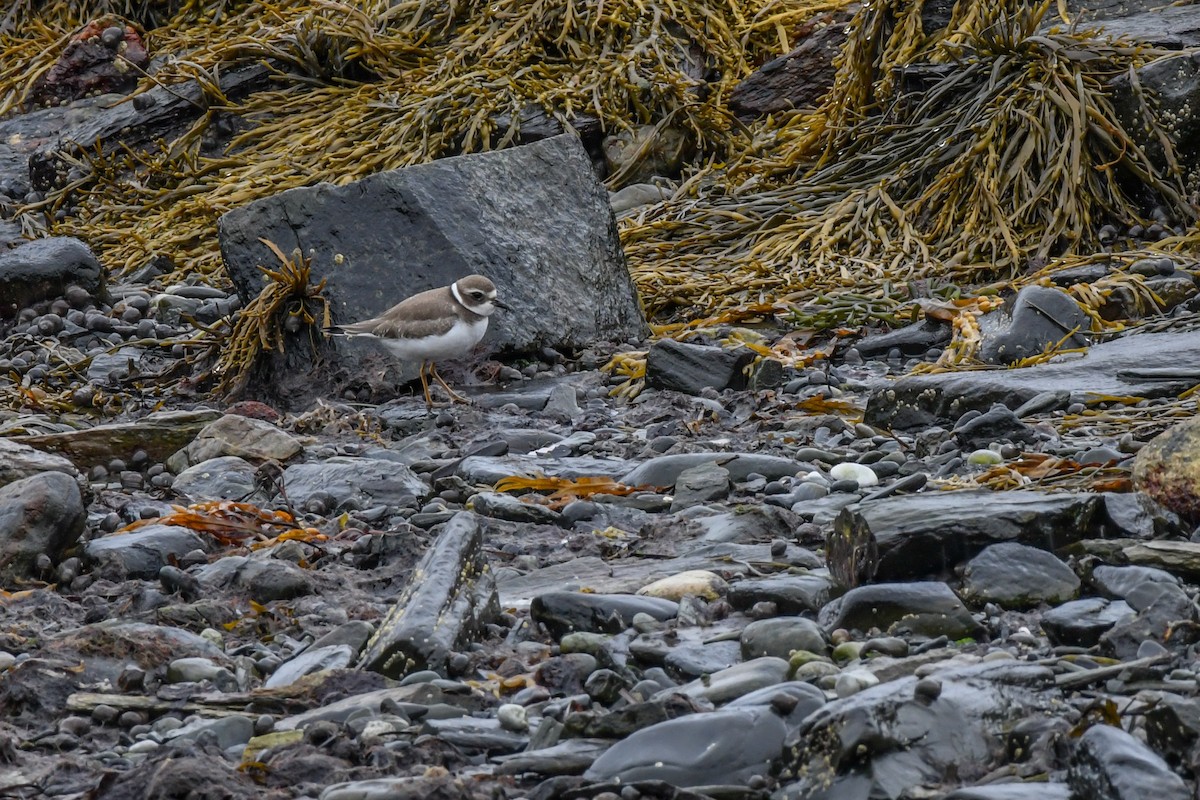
[326,275,506,407]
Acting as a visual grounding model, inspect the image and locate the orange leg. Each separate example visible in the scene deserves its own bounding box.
[429,362,469,404]
[418,361,434,409]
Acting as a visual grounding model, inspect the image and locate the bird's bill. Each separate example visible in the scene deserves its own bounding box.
[492,298,512,310]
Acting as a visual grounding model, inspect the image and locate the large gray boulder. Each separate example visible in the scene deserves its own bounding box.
[0,237,101,317]
[0,472,85,585]
[218,134,647,406]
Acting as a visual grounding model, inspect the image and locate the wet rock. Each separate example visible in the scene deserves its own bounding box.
[960,542,1080,609]
[781,662,1056,799]
[865,331,1200,429]
[1041,598,1135,647]
[0,472,85,583]
[741,617,827,659]
[219,134,646,406]
[282,458,429,511]
[468,491,562,525]
[856,318,952,359]
[818,582,983,639]
[978,286,1091,365]
[583,706,785,787]
[0,237,101,317]
[14,409,220,470]
[1089,564,1185,610]
[621,452,806,486]
[727,573,835,614]
[645,338,755,394]
[195,556,313,603]
[1098,491,1182,539]
[84,525,207,580]
[952,404,1036,448]
[670,462,731,510]
[565,694,699,739]
[266,645,356,689]
[828,490,1102,588]
[668,656,790,704]
[0,438,81,489]
[730,15,848,118]
[1069,723,1189,800]
[726,680,826,732]
[167,413,302,472]
[1111,47,1200,191]
[531,592,678,637]
[1132,414,1200,524]
[493,738,612,776]
[360,512,499,678]
[172,456,258,502]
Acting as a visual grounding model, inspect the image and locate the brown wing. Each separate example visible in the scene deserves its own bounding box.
[334,286,458,337]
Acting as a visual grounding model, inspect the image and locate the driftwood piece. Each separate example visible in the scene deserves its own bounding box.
[359,512,499,679]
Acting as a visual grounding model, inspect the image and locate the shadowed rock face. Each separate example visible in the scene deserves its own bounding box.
[218,134,647,408]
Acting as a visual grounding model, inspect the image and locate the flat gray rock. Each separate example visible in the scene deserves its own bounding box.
[0,437,81,490]
[85,525,208,580]
[282,458,429,510]
[865,331,1200,429]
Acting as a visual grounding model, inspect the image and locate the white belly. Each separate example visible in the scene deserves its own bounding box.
[375,318,487,363]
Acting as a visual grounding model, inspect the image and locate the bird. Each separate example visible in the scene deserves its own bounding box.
[325,275,507,408]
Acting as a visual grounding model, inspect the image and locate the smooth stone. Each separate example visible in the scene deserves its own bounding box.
[0,472,86,582]
[583,706,785,787]
[835,668,880,698]
[740,617,827,660]
[727,573,835,614]
[666,656,790,704]
[967,449,1004,466]
[953,404,1036,448]
[977,285,1091,365]
[0,236,102,311]
[818,582,983,640]
[960,542,1081,609]
[637,570,728,601]
[829,462,879,488]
